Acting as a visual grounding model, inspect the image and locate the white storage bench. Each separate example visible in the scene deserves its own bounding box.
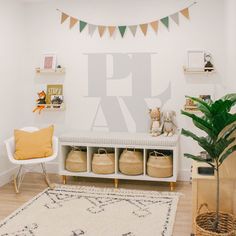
[59,132,180,190]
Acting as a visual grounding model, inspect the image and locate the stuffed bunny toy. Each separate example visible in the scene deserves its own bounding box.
[162,110,176,137]
[149,107,163,137]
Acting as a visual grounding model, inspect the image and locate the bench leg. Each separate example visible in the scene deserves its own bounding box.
[62,175,67,185]
[170,182,175,191]
[114,179,119,189]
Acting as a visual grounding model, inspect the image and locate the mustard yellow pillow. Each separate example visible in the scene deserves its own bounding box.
[14,125,54,160]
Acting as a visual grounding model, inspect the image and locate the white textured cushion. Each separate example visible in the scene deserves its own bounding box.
[60,131,179,147]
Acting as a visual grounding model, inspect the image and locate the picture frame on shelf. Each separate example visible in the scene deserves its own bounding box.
[42,53,57,70]
[187,50,205,72]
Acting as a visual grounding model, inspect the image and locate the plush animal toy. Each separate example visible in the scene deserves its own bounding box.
[149,107,163,137]
[33,91,46,114]
[162,110,176,137]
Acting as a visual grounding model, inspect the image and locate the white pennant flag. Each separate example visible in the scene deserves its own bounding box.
[129,25,137,37]
[170,13,179,25]
[88,24,97,36]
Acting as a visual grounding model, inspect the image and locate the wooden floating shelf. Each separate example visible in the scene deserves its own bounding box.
[35,67,66,75]
[183,66,216,75]
[35,103,65,111]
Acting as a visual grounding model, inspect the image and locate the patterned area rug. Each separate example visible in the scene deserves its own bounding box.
[0,185,180,236]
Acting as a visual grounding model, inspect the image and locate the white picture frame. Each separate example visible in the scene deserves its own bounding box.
[187,50,205,71]
[42,53,57,70]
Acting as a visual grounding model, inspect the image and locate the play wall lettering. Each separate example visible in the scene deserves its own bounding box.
[86,53,171,132]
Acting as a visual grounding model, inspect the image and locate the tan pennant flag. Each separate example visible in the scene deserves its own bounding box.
[61,12,69,24]
[98,26,106,37]
[129,25,137,37]
[150,21,158,33]
[140,24,148,36]
[70,17,78,29]
[181,8,190,19]
[88,24,97,36]
[108,26,116,37]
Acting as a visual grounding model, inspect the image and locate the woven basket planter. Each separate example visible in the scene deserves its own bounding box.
[92,148,115,174]
[147,151,173,178]
[66,148,87,172]
[119,149,143,175]
[195,204,236,236]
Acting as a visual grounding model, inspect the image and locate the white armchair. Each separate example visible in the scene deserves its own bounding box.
[4,127,58,193]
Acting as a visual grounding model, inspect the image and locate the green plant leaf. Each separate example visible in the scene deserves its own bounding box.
[181,129,215,158]
[214,137,236,158]
[217,123,236,141]
[181,110,216,139]
[221,93,236,105]
[186,96,212,117]
[219,145,236,164]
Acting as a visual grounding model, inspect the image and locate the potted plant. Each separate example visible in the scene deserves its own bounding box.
[181,94,236,235]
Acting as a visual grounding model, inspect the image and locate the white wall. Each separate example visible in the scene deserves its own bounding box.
[1,0,234,183]
[0,0,33,183]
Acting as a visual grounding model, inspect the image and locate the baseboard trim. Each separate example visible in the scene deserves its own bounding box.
[0,167,17,187]
[0,163,191,186]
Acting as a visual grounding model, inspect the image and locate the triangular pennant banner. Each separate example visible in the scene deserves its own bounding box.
[118,26,126,38]
[181,8,190,19]
[88,24,97,36]
[161,17,169,29]
[129,25,137,37]
[140,24,148,36]
[98,26,106,37]
[80,21,87,32]
[61,12,69,24]
[170,12,179,25]
[150,21,158,33]
[108,26,116,37]
[70,17,78,29]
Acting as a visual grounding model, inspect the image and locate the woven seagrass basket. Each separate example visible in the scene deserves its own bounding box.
[92,148,115,174]
[119,149,143,175]
[195,204,236,236]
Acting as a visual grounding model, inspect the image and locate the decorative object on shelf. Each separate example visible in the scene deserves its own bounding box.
[42,53,57,70]
[33,91,47,114]
[199,95,212,103]
[149,107,163,137]
[162,111,177,137]
[204,53,214,72]
[187,50,205,72]
[92,148,115,174]
[119,149,143,176]
[51,95,63,108]
[65,147,87,172]
[46,84,63,105]
[57,1,197,38]
[147,151,173,178]
[181,94,236,235]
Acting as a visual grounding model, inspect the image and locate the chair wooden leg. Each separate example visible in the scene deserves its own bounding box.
[41,163,54,189]
[13,165,24,194]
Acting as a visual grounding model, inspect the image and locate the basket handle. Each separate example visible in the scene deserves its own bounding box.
[197,203,210,215]
[98,148,108,155]
[149,151,166,157]
[72,146,81,151]
[125,147,136,152]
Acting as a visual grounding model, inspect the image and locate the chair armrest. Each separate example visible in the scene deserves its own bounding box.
[4,137,17,164]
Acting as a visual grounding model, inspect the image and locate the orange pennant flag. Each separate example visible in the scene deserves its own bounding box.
[70,17,78,29]
[98,26,106,37]
[108,26,116,37]
[140,24,148,36]
[181,8,190,19]
[61,12,69,24]
[150,21,158,33]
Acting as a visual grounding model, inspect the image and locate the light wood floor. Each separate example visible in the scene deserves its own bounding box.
[0,173,193,236]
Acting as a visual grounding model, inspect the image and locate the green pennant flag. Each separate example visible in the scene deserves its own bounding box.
[161,17,169,29]
[80,20,87,32]
[118,26,126,37]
